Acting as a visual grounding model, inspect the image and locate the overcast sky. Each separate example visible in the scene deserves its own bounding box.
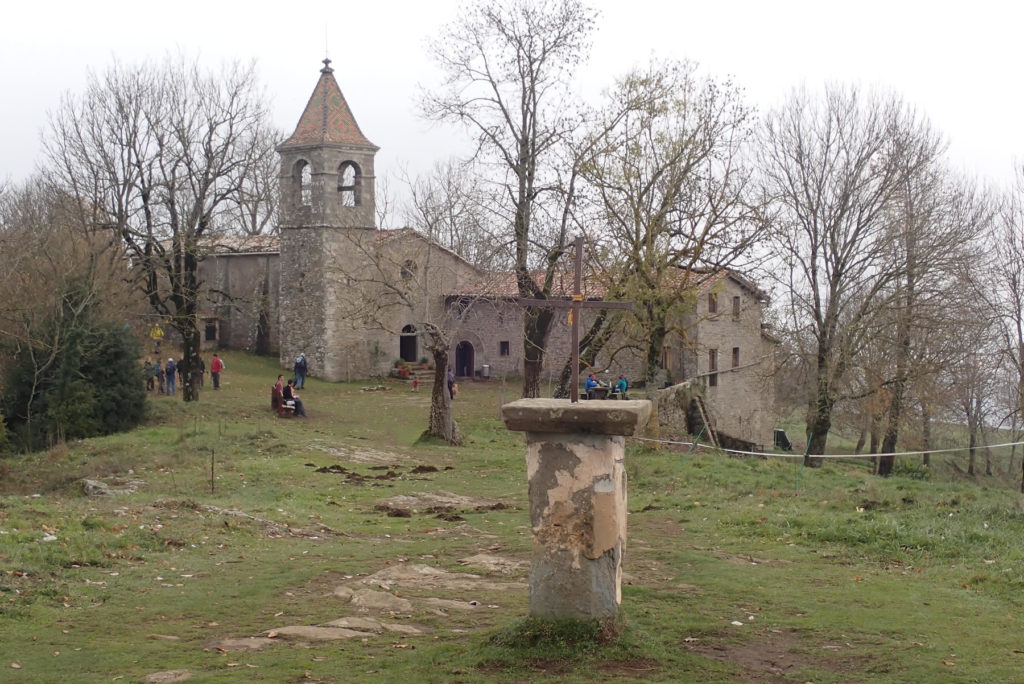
[2,0,1021,193]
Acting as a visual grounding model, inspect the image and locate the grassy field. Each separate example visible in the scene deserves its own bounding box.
[3,350,1024,682]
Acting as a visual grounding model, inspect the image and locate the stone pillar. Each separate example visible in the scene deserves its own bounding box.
[502,398,652,620]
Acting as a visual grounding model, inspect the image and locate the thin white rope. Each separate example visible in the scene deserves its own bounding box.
[630,436,1024,460]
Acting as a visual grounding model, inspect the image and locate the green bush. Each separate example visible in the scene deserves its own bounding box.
[1,284,146,451]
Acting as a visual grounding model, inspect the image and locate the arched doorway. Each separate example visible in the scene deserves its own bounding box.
[400,325,418,363]
[455,340,474,378]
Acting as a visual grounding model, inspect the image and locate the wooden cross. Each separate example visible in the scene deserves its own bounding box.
[517,235,634,403]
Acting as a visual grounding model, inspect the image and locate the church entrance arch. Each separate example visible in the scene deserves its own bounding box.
[400,325,418,363]
[455,340,475,378]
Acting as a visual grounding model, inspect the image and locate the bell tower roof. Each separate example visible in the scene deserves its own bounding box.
[280,58,378,150]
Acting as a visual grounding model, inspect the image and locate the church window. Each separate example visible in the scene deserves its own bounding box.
[499,340,510,356]
[338,161,361,207]
[295,160,312,207]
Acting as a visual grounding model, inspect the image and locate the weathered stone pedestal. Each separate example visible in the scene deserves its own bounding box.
[502,398,652,620]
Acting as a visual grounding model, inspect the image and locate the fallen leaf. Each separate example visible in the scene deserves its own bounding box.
[942,660,956,666]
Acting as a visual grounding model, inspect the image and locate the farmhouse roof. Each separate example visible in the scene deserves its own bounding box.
[279,58,377,150]
[446,266,766,303]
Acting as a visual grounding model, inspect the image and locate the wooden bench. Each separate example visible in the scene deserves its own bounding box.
[271,385,295,418]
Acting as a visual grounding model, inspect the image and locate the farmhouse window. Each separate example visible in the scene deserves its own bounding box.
[732,347,740,368]
[708,293,718,314]
[732,296,741,318]
[499,340,510,356]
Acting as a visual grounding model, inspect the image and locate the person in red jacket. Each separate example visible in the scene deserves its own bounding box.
[210,353,224,390]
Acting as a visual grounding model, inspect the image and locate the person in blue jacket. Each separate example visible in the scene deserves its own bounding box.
[293,353,308,389]
[614,374,628,398]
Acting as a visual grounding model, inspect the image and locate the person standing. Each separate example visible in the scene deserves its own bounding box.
[293,352,308,390]
[156,360,165,395]
[447,367,456,400]
[198,355,206,388]
[149,322,164,355]
[165,358,177,396]
[210,353,224,390]
[144,358,155,393]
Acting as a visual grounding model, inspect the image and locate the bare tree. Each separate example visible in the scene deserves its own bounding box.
[422,0,598,397]
[404,160,510,271]
[0,178,142,430]
[220,123,284,236]
[45,56,277,402]
[979,166,1024,488]
[759,85,943,463]
[581,60,762,386]
[876,174,991,474]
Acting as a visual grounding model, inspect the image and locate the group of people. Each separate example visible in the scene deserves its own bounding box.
[584,373,629,399]
[274,374,307,417]
[144,356,202,395]
[270,354,310,417]
[143,354,223,394]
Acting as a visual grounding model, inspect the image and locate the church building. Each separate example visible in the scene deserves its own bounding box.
[197,61,778,449]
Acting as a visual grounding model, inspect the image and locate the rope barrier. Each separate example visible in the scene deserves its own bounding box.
[630,436,1024,460]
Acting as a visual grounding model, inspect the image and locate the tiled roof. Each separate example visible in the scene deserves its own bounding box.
[206,234,281,254]
[446,267,740,301]
[280,59,377,149]
[450,271,608,299]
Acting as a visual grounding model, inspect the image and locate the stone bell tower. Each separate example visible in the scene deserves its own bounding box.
[277,58,379,381]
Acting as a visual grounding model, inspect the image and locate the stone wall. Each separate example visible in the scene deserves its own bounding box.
[197,251,280,353]
[447,301,645,383]
[279,226,331,378]
[689,276,776,450]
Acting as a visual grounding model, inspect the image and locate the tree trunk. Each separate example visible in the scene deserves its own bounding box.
[181,325,202,403]
[922,406,931,467]
[967,410,977,476]
[641,323,668,387]
[804,344,837,467]
[425,334,461,446]
[804,396,832,467]
[522,307,554,398]
[554,312,611,398]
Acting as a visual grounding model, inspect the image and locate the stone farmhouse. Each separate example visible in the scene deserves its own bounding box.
[196,60,777,449]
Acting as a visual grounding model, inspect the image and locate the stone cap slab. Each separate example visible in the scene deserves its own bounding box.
[502,398,652,436]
